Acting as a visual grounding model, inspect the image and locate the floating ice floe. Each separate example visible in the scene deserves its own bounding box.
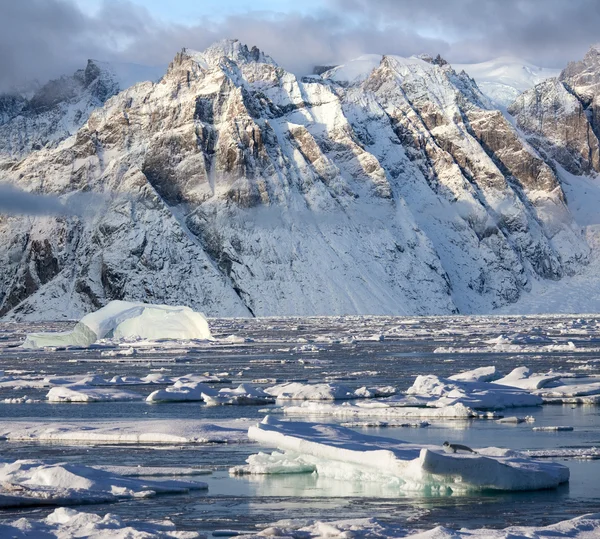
[22,300,213,348]
[0,507,199,538]
[448,366,500,383]
[265,382,396,401]
[533,426,574,432]
[533,380,600,404]
[525,448,600,459]
[0,459,207,508]
[47,385,144,403]
[0,419,250,444]
[282,401,487,420]
[146,381,213,403]
[202,384,276,406]
[339,420,430,428]
[237,513,600,539]
[494,367,562,390]
[240,416,568,491]
[405,374,542,410]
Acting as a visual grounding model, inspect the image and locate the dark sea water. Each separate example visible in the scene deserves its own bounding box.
[0,315,599,534]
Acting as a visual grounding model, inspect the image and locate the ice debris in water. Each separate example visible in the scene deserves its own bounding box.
[241,416,569,491]
[22,300,213,348]
[0,506,199,537]
[237,513,600,539]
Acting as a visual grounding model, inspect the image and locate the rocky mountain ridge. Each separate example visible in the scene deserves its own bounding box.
[0,40,596,320]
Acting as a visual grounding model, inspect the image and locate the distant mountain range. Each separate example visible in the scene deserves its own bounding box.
[0,41,598,320]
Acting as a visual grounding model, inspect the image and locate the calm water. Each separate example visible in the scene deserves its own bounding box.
[1,315,600,534]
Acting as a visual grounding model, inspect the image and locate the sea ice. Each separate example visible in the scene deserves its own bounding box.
[282,401,482,419]
[0,507,199,538]
[265,382,395,401]
[0,459,207,508]
[406,375,542,410]
[0,419,250,444]
[244,416,568,491]
[47,386,143,403]
[202,384,276,406]
[146,381,213,403]
[238,513,600,538]
[22,301,213,348]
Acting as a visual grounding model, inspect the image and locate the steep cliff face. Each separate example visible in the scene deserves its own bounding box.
[0,60,163,164]
[0,41,591,319]
[508,46,600,176]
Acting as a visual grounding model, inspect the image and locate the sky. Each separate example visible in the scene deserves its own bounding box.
[1,0,599,92]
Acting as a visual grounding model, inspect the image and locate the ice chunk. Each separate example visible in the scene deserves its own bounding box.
[265,382,393,401]
[146,382,213,403]
[406,375,542,410]
[494,367,561,390]
[0,459,207,508]
[247,417,568,491]
[448,366,500,383]
[0,506,199,538]
[202,384,276,406]
[46,385,143,403]
[241,513,600,539]
[533,426,574,431]
[22,301,212,348]
[283,401,482,419]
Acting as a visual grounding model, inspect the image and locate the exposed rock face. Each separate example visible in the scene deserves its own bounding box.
[0,40,591,320]
[0,60,162,164]
[508,46,600,175]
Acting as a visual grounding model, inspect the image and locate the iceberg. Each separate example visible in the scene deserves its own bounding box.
[22,301,213,348]
[244,417,569,492]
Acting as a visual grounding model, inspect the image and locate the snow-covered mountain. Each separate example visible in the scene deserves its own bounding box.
[0,60,164,164]
[453,57,560,107]
[0,41,594,320]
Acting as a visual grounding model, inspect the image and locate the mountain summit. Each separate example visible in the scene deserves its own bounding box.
[0,42,595,320]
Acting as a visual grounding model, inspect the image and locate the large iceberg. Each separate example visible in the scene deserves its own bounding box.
[22,301,213,348]
[243,416,569,492]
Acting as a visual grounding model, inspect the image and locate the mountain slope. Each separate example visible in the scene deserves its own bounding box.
[0,41,591,320]
[0,60,163,164]
[454,57,559,107]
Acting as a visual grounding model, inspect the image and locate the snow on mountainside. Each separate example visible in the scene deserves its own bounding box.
[0,40,594,320]
[0,60,164,163]
[454,57,560,107]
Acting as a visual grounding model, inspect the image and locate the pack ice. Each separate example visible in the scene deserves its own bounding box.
[240,417,569,492]
[22,301,213,348]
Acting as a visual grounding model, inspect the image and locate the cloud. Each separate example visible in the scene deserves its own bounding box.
[0,0,598,92]
[0,184,102,217]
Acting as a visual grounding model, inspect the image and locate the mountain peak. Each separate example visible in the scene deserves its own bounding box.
[184,39,278,69]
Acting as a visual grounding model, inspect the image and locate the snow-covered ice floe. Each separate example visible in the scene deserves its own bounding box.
[202,384,276,406]
[265,382,396,401]
[405,374,542,410]
[237,513,600,539]
[0,419,250,444]
[146,381,275,405]
[47,385,143,403]
[282,401,489,420]
[0,459,207,508]
[236,417,569,492]
[0,507,198,538]
[22,300,213,348]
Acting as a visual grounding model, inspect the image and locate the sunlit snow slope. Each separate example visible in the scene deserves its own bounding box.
[0,41,596,319]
